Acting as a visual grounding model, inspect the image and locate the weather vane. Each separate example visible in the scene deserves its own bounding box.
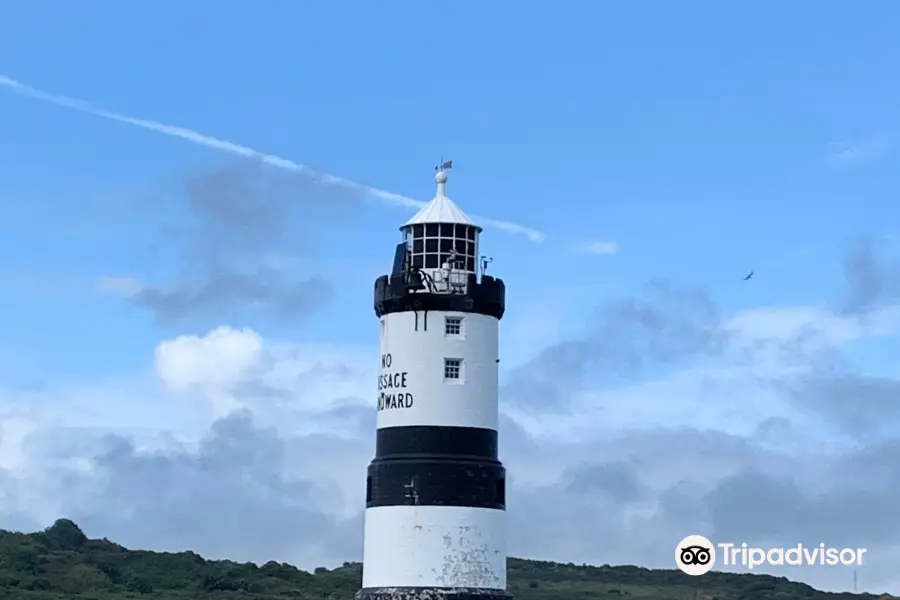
[435,158,453,172]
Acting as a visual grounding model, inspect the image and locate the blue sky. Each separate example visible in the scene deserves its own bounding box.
[1,1,898,376]
[3,1,900,592]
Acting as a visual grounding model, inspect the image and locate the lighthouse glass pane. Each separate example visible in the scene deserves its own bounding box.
[409,225,479,273]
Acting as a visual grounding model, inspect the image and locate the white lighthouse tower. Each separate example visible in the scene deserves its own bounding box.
[358,163,511,600]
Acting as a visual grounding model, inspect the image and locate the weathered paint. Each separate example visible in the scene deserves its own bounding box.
[357,587,511,600]
[362,505,506,589]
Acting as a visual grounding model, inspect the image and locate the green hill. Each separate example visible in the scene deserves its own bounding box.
[0,519,890,600]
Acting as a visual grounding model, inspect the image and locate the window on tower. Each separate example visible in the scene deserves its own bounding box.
[444,316,462,336]
[407,223,478,273]
[443,358,462,380]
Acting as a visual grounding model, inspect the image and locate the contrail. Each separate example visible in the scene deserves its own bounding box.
[0,74,544,242]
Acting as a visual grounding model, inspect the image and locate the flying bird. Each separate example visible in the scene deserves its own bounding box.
[743,270,754,281]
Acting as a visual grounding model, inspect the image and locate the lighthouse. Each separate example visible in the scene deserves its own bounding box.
[358,163,511,600]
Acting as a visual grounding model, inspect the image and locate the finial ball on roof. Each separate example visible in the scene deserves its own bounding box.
[434,170,448,184]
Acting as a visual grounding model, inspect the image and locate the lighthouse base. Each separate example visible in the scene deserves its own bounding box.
[357,587,513,600]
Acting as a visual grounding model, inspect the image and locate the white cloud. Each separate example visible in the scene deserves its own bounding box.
[152,327,373,430]
[506,303,897,445]
[0,75,545,242]
[155,327,264,392]
[154,326,266,415]
[0,417,37,473]
[3,299,900,593]
[578,240,619,255]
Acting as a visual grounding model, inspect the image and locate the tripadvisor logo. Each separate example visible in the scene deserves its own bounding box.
[676,535,716,576]
[675,535,868,576]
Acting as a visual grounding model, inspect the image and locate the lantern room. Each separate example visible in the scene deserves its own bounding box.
[400,168,481,274]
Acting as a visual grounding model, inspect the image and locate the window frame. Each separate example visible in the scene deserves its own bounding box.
[406,224,479,274]
[444,316,463,337]
[443,357,464,382]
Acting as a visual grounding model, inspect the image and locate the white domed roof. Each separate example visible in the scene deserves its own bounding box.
[402,169,479,228]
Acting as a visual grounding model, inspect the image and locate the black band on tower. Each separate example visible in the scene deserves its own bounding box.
[374,274,506,319]
[368,425,506,509]
[366,459,506,509]
[375,426,498,460]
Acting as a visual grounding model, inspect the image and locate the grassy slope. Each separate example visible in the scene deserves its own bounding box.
[0,519,891,600]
